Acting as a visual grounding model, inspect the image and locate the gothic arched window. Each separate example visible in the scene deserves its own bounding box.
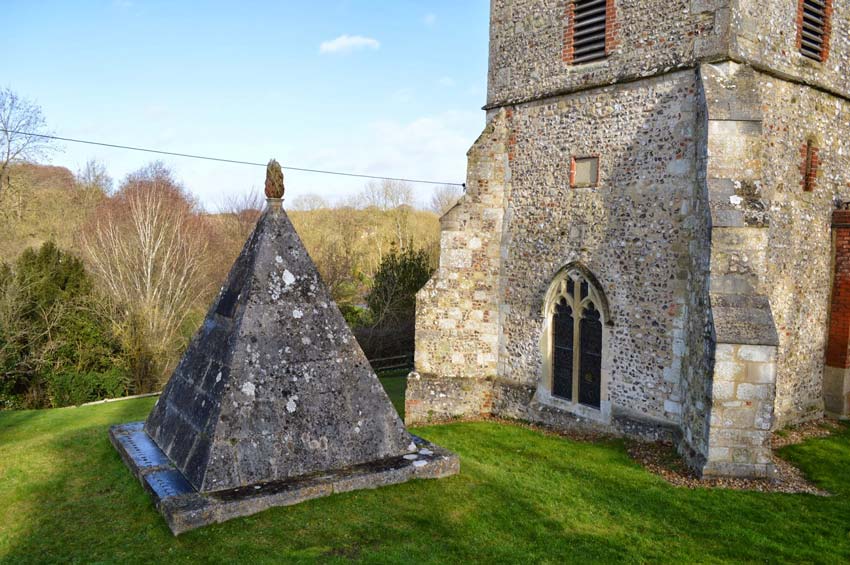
[541,266,608,414]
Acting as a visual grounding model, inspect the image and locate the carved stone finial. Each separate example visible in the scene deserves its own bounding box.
[265,159,285,199]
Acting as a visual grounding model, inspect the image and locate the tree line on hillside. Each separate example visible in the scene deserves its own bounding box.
[0,88,462,409]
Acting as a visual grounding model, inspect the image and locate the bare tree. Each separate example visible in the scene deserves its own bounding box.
[429,184,463,215]
[290,193,329,211]
[312,205,364,302]
[76,159,112,193]
[81,162,212,391]
[219,187,263,242]
[75,159,112,210]
[0,88,54,198]
[214,187,264,288]
[360,179,414,210]
[358,180,415,250]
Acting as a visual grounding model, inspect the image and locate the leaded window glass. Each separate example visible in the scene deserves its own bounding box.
[552,298,574,400]
[548,269,604,409]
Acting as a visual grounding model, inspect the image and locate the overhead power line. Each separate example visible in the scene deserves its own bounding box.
[0,129,465,187]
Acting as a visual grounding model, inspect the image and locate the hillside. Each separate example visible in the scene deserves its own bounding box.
[0,163,102,262]
[0,164,440,284]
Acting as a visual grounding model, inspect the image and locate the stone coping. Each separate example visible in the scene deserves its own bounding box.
[711,293,780,346]
[109,422,460,535]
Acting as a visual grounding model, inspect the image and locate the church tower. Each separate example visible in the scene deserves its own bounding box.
[408,0,850,477]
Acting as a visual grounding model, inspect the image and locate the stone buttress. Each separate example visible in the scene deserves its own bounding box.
[408,0,850,478]
[406,111,511,422]
[698,62,779,477]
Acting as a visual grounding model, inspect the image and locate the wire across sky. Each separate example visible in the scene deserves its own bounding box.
[0,129,465,187]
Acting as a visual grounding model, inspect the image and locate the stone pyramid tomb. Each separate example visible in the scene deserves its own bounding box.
[110,161,458,535]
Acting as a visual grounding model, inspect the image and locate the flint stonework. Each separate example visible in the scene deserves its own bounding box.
[408,0,850,478]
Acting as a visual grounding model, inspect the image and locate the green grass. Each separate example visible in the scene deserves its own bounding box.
[376,372,408,417]
[1,380,849,564]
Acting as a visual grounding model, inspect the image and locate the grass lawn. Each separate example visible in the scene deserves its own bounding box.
[1,378,849,564]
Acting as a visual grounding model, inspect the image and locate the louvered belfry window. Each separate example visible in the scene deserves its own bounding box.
[798,0,831,62]
[571,0,608,64]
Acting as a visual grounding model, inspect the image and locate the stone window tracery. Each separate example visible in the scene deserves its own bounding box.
[540,266,609,417]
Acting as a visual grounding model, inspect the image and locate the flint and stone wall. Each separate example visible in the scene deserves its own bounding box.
[702,62,850,427]
[495,70,703,433]
[756,68,850,426]
[733,0,850,99]
[411,71,710,459]
[410,0,850,476]
[487,0,730,107]
[405,112,512,423]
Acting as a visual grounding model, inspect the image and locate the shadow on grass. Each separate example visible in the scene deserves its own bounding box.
[0,399,161,563]
[0,410,50,442]
[2,401,850,564]
[0,397,479,563]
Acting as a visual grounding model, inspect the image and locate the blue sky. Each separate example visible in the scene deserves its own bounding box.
[2,0,490,208]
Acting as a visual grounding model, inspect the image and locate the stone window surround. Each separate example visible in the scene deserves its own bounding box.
[536,264,613,423]
[801,138,820,192]
[570,154,600,189]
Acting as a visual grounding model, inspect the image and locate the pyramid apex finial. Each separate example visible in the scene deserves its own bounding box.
[264,158,285,200]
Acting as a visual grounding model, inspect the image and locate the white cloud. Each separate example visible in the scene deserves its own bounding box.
[319,35,380,55]
[438,76,455,87]
[423,13,437,26]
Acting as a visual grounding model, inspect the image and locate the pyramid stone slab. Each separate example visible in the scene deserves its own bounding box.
[144,205,414,492]
[110,195,458,532]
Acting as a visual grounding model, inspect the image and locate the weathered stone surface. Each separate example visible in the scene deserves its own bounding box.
[710,295,779,347]
[409,1,850,478]
[145,205,414,492]
[732,0,850,100]
[110,198,460,532]
[110,423,459,536]
[486,0,730,108]
[823,366,850,418]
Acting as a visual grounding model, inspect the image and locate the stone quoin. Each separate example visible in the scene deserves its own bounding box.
[407,0,850,477]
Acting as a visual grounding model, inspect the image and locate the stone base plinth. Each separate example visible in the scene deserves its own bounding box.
[824,366,850,418]
[703,343,777,478]
[109,422,460,535]
[405,374,494,425]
